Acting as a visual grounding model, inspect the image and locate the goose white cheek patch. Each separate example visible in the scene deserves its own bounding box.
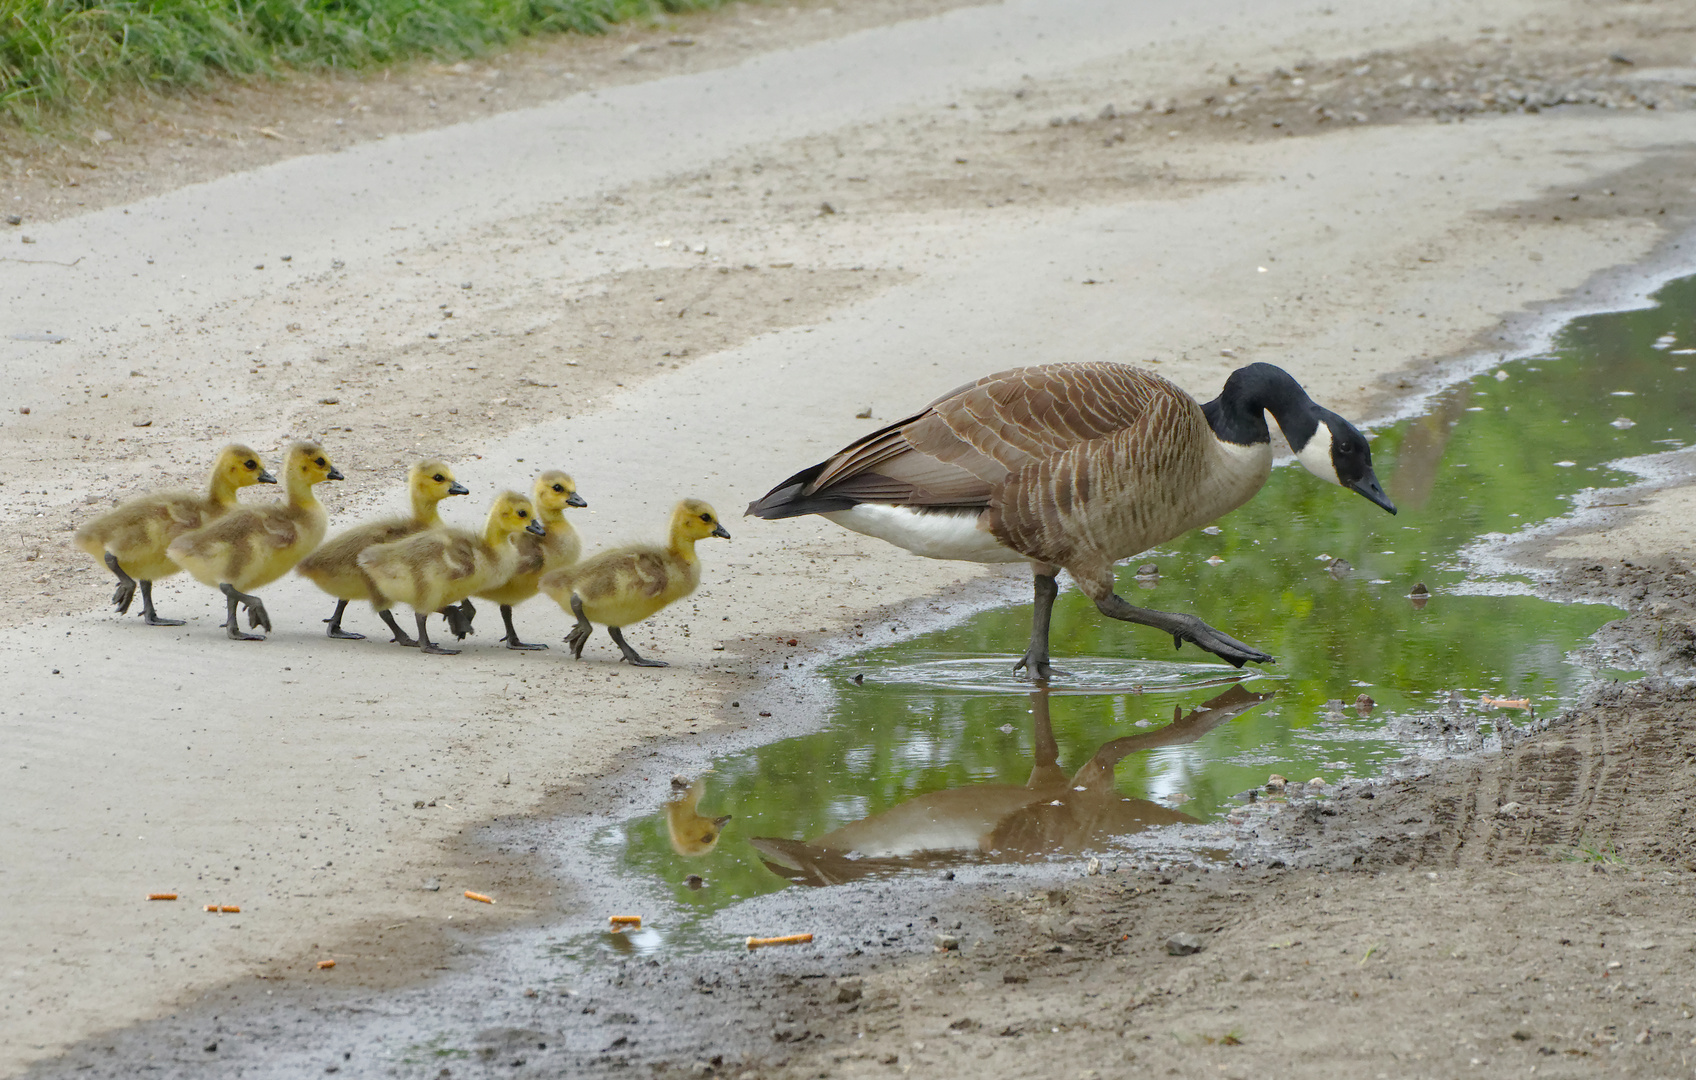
[1294,423,1341,486]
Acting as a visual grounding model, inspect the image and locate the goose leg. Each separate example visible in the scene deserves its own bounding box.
[499,604,548,650]
[565,595,593,659]
[219,583,267,640]
[415,611,460,656]
[608,626,667,668]
[103,553,139,615]
[1093,593,1272,668]
[377,609,418,647]
[137,579,185,626]
[1012,572,1071,681]
[324,599,365,640]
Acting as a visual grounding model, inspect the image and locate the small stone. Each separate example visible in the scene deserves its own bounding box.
[4,214,19,226]
[21,235,35,243]
[317,397,340,405]
[855,406,873,419]
[836,979,863,1003]
[684,874,704,890]
[1136,563,1158,577]
[1409,582,1431,597]
[934,933,960,951]
[1496,801,1524,819]
[1086,857,1101,875]
[1166,933,1205,956]
[1355,693,1375,711]
[1265,774,1287,793]
[818,201,836,215]
[422,878,441,891]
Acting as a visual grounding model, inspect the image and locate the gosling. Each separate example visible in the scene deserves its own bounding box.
[666,775,733,857]
[297,460,469,643]
[541,499,729,667]
[358,490,545,656]
[472,470,586,650]
[166,442,343,640]
[74,444,276,625]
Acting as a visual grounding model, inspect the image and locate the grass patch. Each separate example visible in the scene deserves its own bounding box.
[1561,838,1626,866]
[1,0,720,125]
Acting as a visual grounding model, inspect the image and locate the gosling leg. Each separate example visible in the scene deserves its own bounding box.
[565,595,593,659]
[440,601,475,640]
[103,553,139,615]
[1093,593,1272,668]
[499,604,548,650]
[415,611,459,656]
[219,583,267,641]
[137,579,185,627]
[324,599,365,640]
[377,609,418,647]
[1012,571,1069,682]
[608,626,667,668]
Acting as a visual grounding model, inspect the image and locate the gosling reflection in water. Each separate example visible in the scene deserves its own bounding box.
[751,683,1273,886]
[667,774,733,857]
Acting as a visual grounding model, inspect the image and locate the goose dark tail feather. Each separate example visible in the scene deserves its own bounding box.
[746,461,856,519]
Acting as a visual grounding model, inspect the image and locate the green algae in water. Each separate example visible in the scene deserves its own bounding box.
[600,273,1696,939]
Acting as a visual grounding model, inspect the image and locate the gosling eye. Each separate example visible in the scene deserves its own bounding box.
[517,509,529,518]
[552,484,565,493]
[699,513,712,522]
[315,457,327,468]
[244,460,257,470]
[433,474,445,483]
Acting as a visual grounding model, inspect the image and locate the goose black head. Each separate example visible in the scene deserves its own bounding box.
[1293,409,1397,515]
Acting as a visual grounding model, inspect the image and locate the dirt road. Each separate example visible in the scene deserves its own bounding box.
[6,0,1696,1074]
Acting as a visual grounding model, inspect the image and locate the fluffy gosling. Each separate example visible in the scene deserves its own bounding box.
[472,470,586,650]
[540,498,729,667]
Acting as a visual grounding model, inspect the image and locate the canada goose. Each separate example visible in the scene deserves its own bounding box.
[666,775,733,857]
[540,499,729,668]
[472,470,587,650]
[357,490,545,655]
[296,460,470,643]
[752,683,1272,885]
[74,444,276,626]
[166,442,343,640]
[747,362,1396,679]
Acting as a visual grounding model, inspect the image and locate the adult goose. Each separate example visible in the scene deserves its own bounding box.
[746,362,1395,679]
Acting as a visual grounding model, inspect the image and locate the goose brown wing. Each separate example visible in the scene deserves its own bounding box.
[747,363,1180,518]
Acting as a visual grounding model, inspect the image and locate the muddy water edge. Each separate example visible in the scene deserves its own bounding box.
[25,279,1696,1077]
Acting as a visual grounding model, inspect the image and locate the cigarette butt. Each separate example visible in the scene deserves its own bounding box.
[464,891,495,904]
[205,904,219,912]
[316,960,335,970]
[609,915,642,927]
[221,906,241,913]
[147,893,177,901]
[746,933,813,949]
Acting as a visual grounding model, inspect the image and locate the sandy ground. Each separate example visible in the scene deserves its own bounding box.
[7,0,1696,1074]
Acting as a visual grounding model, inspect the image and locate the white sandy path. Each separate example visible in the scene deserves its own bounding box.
[6,0,1696,1071]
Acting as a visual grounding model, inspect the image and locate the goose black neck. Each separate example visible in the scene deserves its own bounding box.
[1201,362,1320,449]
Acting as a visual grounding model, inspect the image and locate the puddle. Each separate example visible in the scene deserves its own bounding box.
[573,274,1696,957]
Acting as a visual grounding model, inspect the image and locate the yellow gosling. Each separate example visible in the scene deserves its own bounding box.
[540,498,729,668]
[358,490,544,656]
[666,775,732,857]
[296,460,469,644]
[166,442,343,640]
[473,470,586,650]
[74,444,276,625]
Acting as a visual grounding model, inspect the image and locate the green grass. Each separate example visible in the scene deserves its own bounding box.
[0,0,720,125]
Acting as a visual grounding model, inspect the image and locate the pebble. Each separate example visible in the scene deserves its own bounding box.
[684,874,704,890]
[934,933,960,951]
[4,214,19,226]
[1496,801,1524,819]
[1135,563,1158,577]
[1166,933,1205,956]
[1265,774,1287,793]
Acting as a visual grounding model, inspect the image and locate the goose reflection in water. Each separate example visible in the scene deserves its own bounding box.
[750,682,1273,886]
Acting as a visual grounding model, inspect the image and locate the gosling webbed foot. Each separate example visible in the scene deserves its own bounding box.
[414,612,459,656]
[500,604,548,650]
[378,609,418,647]
[324,599,365,640]
[440,603,475,640]
[565,595,592,659]
[104,553,137,614]
[609,626,667,668]
[138,580,184,626]
[220,583,269,640]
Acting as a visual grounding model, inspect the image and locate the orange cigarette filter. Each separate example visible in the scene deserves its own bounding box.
[464,891,495,904]
[204,905,219,912]
[147,893,177,901]
[609,915,642,927]
[746,933,814,949]
[316,960,336,969]
[221,906,241,913]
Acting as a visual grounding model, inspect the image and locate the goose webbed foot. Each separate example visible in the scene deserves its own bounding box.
[415,612,460,656]
[219,583,268,641]
[609,626,666,668]
[565,595,593,659]
[499,604,548,650]
[138,580,184,626]
[1095,594,1273,668]
[324,599,365,640]
[1011,652,1072,682]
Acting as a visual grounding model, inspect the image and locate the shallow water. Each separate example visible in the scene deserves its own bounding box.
[579,274,1696,956]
